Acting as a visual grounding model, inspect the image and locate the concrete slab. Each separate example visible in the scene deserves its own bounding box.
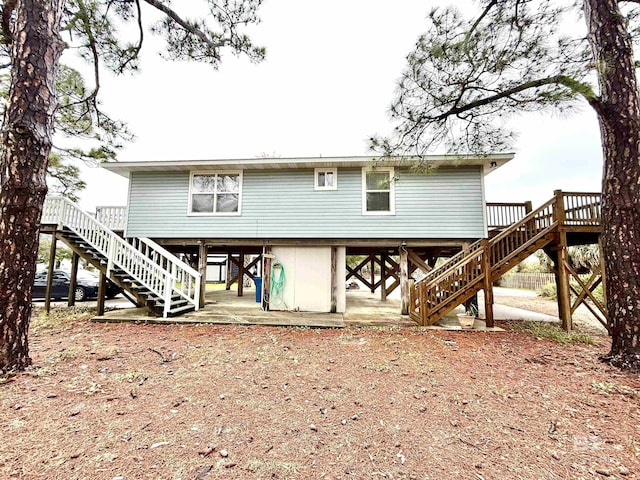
[91,286,554,331]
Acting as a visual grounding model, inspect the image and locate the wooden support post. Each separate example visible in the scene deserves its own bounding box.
[380,252,387,301]
[238,251,245,297]
[97,271,106,316]
[557,240,573,331]
[549,248,562,305]
[370,255,375,293]
[198,241,208,307]
[262,246,272,311]
[552,191,572,331]
[481,239,494,328]
[524,200,533,214]
[330,247,337,313]
[553,189,565,226]
[67,251,79,307]
[44,232,57,314]
[400,246,409,315]
[225,253,233,290]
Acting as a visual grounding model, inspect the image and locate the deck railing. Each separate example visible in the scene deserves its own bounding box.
[562,192,601,226]
[95,206,127,231]
[486,202,531,230]
[42,196,200,317]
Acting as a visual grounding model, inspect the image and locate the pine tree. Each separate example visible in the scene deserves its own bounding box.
[373,0,640,370]
[0,0,265,371]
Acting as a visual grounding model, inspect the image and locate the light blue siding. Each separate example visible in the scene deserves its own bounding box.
[125,167,485,239]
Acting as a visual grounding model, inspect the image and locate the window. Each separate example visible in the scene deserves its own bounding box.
[189,172,242,215]
[314,168,337,190]
[362,167,395,215]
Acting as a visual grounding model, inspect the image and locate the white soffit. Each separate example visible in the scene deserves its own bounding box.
[101,154,515,178]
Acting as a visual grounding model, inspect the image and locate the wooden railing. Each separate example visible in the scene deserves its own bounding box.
[42,197,200,317]
[486,202,531,230]
[127,237,201,306]
[411,191,601,325]
[95,206,127,231]
[489,198,556,275]
[562,192,601,226]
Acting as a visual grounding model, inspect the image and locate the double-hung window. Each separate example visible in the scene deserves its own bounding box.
[362,167,395,215]
[189,172,242,215]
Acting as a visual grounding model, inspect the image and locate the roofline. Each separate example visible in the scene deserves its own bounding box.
[100,153,515,178]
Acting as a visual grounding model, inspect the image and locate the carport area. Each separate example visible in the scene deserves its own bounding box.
[92,286,414,328]
[91,286,511,330]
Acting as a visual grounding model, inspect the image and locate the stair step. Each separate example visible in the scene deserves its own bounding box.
[146,295,187,306]
[165,305,196,317]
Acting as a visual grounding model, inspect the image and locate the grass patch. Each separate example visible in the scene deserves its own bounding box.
[31,306,96,333]
[508,321,593,345]
[29,366,57,377]
[592,381,640,398]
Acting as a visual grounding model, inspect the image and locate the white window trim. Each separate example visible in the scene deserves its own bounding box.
[188,170,243,216]
[362,167,395,215]
[314,168,338,191]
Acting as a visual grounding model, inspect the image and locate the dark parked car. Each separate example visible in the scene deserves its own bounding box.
[79,270,123,299]
[33,270,122,301]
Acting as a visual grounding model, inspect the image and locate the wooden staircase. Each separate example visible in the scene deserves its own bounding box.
[41,197,201,317]
[409,191,602,326]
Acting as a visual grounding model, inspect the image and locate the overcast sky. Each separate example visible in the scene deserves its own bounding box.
[74,0,603,211]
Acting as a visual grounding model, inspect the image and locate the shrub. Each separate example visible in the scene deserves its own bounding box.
[538,279,605,305]
[538,282,557,299]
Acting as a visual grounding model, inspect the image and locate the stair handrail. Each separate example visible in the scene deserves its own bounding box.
[417,241,485,291]
[487,197,556,247]
[130,236,201,307]
[413,195,559,323]
[42,196,200,316]
[416,239,484,286]
[421,197,556,288]
[134,237,199,277]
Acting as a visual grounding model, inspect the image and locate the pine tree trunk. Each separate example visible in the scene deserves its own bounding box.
[584,0,640,370]
[0,0,64,372]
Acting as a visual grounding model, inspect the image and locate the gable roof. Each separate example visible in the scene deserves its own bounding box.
[101,153,514,178]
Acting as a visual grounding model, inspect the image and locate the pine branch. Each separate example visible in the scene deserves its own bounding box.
[117,0,144,73]
[142,0,225,60]
[465,0,497,43]
[75,0,101,108]
[436,75,598,120]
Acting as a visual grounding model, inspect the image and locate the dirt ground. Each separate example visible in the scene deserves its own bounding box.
[1,300,639,480]
[493,288,609,335]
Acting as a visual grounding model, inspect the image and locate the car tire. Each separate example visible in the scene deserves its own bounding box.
[74,286,87,302]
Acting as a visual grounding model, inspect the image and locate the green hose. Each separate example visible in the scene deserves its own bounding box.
[270,261,286,308]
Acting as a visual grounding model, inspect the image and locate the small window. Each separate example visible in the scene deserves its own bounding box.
[362,167,395,215]
[314,168,337,191]
[189,171,242,215]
